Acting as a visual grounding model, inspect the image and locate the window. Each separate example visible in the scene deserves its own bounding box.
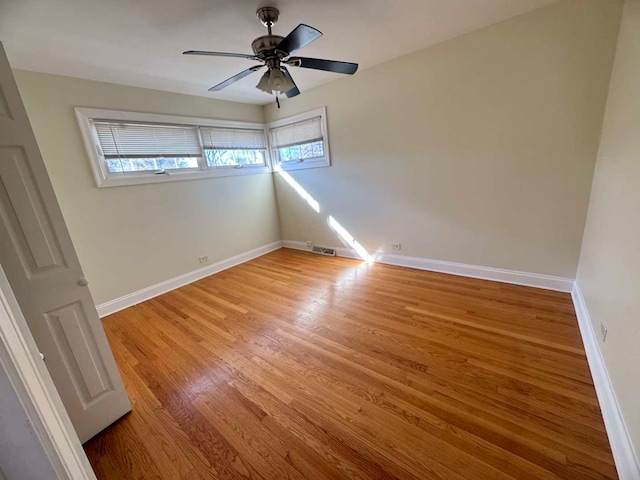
[268,107,330,171]
[94,121,202,175]
[200,127,267,168]
[76,108,271,187]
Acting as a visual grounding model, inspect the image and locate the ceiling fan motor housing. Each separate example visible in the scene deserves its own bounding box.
[251,35,285,58]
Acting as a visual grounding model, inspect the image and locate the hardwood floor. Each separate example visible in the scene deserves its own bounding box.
[84,248,617,479]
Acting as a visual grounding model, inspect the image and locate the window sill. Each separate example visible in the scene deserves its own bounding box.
[275,159,330,172]
[96,166,272,188]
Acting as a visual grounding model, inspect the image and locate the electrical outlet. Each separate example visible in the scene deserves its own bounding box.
[390,242,401,251]
[600,322,608,342]
[306,240,313,249]
[198,255,209,264]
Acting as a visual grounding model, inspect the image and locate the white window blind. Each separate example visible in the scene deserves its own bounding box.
[270,116,323,149]
[200,127,266,150]
[94,121,202,158]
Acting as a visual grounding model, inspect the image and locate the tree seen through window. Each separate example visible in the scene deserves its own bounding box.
[278,141,324,163]
[205,149,266,167]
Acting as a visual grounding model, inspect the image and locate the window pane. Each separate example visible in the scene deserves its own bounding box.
[176,158,196,168]
[156,158,177,170]
[278,140,324,163]
[106,159,128,172]
[105,157,198,173]
[131,159,157,171]
[205,149,266,167]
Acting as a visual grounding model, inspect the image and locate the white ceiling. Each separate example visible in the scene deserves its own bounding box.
[1,0,559,105]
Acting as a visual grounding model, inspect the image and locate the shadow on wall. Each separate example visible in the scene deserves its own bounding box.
[276,167,373,263]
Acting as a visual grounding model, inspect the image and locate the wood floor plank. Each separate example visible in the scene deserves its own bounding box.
[84,248,617,479]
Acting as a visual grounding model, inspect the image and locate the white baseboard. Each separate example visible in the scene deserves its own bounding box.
[282,240,574,292]
[96,241,283,318]
[572,283,640,480]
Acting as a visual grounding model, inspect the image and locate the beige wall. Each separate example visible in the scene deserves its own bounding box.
[576,0,640,459]
[14,71,280,305]
[266,0,622,278]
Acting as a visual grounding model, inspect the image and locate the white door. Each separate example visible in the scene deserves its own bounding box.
[0,43,130,443]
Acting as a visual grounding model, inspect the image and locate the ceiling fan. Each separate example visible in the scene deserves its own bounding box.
[183,7,358,105]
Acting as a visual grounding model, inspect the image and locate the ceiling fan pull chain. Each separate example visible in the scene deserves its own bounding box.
[276,95,281,109]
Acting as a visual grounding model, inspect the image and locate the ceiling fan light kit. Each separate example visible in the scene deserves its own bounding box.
[183,6,358,106]
[256,68,295,95]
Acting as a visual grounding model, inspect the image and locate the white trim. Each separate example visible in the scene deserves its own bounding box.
[81,166,272,188]
[96,241,283,317]
[0,268,96,479]
[267,107,330,171]
[273,159,330,172]
[282,240,574,292]
[74,107,272,188]
[571,283,640,480]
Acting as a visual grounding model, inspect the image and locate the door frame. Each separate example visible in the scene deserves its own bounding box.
[0,266,96,479]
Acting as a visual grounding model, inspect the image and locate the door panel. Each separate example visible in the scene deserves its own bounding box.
[0,42,130,442]
[0,146,67,274]
[44,301,114,401]
[0,87,11,120]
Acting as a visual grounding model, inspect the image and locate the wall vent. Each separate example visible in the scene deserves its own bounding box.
[311,245,336,256]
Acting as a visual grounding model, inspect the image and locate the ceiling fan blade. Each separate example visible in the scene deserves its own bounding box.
[289,57,358,75]
[184,50,259,61]
[208,65,264,92]
[276,24,322,55]
[282,67,300,98]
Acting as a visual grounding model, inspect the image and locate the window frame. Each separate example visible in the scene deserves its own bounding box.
[75,107,272,188]
[267,107,330,171]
